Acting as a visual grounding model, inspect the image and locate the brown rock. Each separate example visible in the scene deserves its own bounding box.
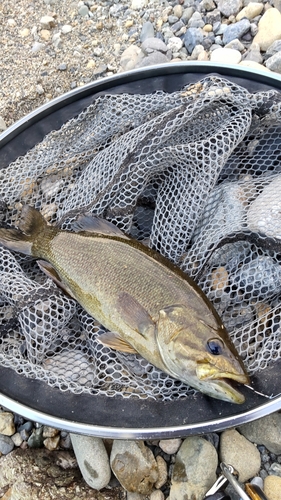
[0,448,124,500]
[220,429,261,482]
[0,413,15,436]
[264,475,281,500]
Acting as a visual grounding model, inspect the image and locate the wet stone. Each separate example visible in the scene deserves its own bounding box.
[220,429,261,482]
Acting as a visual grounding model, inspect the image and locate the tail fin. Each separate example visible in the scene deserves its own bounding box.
[0,205,47,256]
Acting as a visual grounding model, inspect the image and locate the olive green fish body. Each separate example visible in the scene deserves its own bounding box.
[0,206,249,403]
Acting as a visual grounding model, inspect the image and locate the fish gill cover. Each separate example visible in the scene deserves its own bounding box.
[0,75,281,401]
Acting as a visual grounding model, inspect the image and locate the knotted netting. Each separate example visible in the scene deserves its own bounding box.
[0,75,281,400]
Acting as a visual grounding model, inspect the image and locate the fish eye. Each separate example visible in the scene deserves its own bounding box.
[207,338,224,355]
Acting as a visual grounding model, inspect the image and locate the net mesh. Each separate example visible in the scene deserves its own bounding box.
[0,75,281,400]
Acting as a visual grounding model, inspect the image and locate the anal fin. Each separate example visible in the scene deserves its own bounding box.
[98,331,137,354]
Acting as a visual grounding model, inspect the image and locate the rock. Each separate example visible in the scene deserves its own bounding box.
[217,0,243,17]
[31,42,45,53]
[150,491,164,500]
[210,47,242,63]
[170,437,217,500]
[40,29,51,41]
[44,435,60,451]
[140,21,154,42]
[0,116,7,131]
[19,28,30,37]
[0,435,14,455]
[184,27,204,53]
[0,412,15,436]
[78,5,89,17]
[40,16,55,29]
[265,40,281,59]
[243,42,263,63]
[70,434,111,490]
[0,448,122,499]
[225,38,245,51]
[141,38,169,54]
[159,438,182,455]
[191,44,206,59]
[120,45,143,71]
[223,19,251,45]
[201,0,216,11]
[219,429,261,482]
[131,0,148,9]
[236,2,264,21]
[136,52,170,67]
[253,8,281,51]
[167,36,183,52]
[239,413,281,454]
[27,427,44,449]
[110,440,158,494]
[265,51,281,72]
[61,25,72,35]
[154,456,168,489]
[188,12,205,29]
[11,433,23,447]
[247,175,281,238]
[239,60,271,71]
[264,474,281,500]
[173,4,183,18]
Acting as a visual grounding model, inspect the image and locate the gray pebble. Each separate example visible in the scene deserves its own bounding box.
[184,27,204,53]
[140,21,154,42]
[205,8,221,25]
[265,39,281,59]
[168,15,179,25]
[58,63,67,71]
[188,12,205,28]
[18,421,34,433]
[181,7,195,24]
[0,434,14,454]
[217,0,243,17]
[142,37,168,54]
[78,5,89,17]
[268,462,281,476]
[265,51,281,73]
[223,19,251,45]
[32,42,45,53]
[27,427,44,448]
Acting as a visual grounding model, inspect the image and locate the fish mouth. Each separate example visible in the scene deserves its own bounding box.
[196,364,249,404]
[206,378,246,404]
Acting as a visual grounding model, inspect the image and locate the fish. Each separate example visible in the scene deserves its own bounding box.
[0,205,249,403]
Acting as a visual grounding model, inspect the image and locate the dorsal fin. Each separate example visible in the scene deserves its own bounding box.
[71,215,129,239]
[18,205,47,235]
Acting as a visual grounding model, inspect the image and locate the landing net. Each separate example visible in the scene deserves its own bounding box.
[0,76,281,400]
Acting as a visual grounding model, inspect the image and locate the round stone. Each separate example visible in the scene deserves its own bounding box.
[210,47,242,64]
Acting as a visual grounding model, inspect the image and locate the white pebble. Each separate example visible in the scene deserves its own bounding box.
[210,47,242,64]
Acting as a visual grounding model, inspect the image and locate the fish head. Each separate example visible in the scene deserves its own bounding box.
[155,305,249,404]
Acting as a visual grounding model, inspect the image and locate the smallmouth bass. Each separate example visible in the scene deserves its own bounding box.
[0,206,249,403]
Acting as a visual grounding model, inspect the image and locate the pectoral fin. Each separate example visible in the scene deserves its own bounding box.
[71,215,129,239]
[37,260,75,298]
[98,332,138,354]
[117,292,155,338]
